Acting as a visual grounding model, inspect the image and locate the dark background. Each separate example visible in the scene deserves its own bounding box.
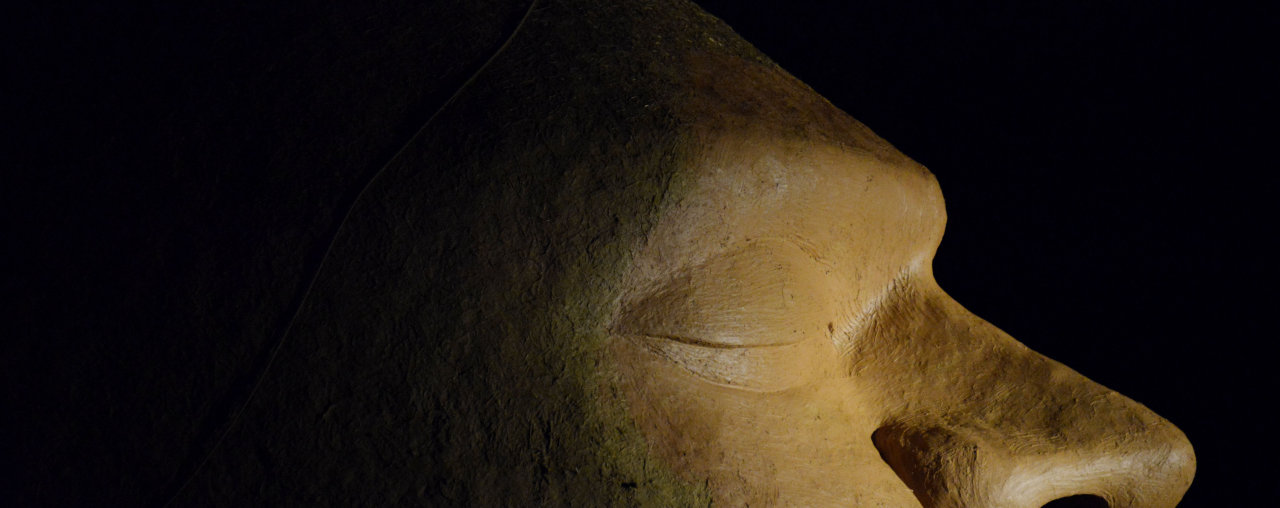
[697,1,1275,505]
[5,0,1273,505]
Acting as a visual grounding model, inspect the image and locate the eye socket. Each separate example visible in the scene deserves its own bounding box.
[614,240,847,390]
[615,240,839,347]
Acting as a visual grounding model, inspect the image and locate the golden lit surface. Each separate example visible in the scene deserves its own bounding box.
[611,134,1194,506]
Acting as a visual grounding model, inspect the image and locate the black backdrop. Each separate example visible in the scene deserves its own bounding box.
[696,1,1274,505]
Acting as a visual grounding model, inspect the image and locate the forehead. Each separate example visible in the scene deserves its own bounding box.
[625,132,946,293]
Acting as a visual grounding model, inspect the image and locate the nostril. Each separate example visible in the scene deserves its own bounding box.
[871,416,1189,508]
[1042,494,1109,508]
[870,422,976,507]
[869,423,932,501]
[872,422,1126,508]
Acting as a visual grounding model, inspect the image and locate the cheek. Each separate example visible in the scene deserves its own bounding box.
[609,337,919,506]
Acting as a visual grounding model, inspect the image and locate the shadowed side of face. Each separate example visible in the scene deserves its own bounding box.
[153,0,740,505]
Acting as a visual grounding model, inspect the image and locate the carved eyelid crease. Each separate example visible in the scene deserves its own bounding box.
[627,332,795,349]
[623,332,835,391]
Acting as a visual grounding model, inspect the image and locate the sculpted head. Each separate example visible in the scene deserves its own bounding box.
[393,1,1194,506]
[165,0,1194,505]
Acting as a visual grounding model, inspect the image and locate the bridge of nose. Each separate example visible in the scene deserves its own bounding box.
[850,276,1195,507]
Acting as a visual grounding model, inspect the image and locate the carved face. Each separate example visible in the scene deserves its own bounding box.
[10,0,1207,506]
[606,132,1194,505]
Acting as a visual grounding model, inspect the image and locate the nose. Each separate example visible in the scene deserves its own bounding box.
[847,274,1195,507]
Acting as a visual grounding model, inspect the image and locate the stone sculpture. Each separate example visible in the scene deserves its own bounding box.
[10,0,1194,506]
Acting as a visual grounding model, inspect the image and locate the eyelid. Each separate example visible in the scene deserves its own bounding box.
[614,241,839,348]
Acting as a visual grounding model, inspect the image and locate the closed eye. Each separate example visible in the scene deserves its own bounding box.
[633,331,806,349]
[623,332,839,392]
